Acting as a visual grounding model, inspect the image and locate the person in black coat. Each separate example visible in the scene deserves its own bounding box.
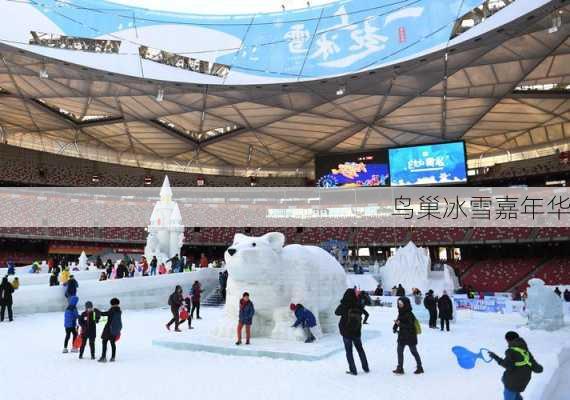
[65,275,79,298]
[115,262,128,279]
[554,287,562,297]
[105,260,113,277]
[335,289,369,375]
[49,272,59,287]
[437,290,453,332]
[423,290,438,329]
[564,289,570,302]
[373,284,383,296]
[396,284,405,297]
[78,301,101,360]
[393,296,423,374]
[0,276,15,322]
[166,285,184,332]
[98,298,122,363]
[488,331,543,399]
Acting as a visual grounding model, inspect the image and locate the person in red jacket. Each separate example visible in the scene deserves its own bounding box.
[191,281,202,319]
[199,253,208,269]
[140,256,149,277]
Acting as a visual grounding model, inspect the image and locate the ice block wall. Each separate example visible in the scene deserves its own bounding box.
[11,269,219,315]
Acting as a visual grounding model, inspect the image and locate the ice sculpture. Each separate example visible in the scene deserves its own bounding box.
[380,241,458,294]
[78,251,88,270]
[215,232,347,341]
[526,278,564,331]
[144,176,185,266]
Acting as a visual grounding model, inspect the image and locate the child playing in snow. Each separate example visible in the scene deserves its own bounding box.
[236,292,254,345]
[488,331,543,400]
[98,298,122,363]
[63,295,79,353]
[290,303,316,343]
[78,301,100,360]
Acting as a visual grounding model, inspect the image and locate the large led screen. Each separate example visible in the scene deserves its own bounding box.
[315,151,389,188]
[388,141,468,186]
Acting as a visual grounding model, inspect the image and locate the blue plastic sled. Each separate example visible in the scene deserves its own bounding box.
[452,346,492,369]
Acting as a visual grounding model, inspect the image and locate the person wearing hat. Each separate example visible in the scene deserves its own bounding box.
[488,331,543,400]
[62,295,79,353]
[99,298,122,363]
[78,301,101,360]
[423,290,437,329]
[290,303,317,343]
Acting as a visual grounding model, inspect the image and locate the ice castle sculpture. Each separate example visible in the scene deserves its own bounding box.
[380,241,458,294]
[144,176,185,267]
[78,251,88,270]
[526,278,564,331]
[215,232,347,341]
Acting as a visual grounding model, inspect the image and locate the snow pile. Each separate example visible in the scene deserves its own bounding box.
[526,278,565,331]
[216,232,346,341]
[1,306,568,400]
[380,241,458,295]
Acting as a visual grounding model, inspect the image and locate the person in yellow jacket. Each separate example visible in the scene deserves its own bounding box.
[60,268,70,285]
[10,277,19,290]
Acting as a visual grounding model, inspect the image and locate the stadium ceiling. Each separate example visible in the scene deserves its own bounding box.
[0,1,569,177]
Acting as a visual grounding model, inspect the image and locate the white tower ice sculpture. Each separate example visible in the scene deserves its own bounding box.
[144,176,185,267]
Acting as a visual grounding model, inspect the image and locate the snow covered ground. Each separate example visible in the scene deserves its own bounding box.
[0,306,568,400]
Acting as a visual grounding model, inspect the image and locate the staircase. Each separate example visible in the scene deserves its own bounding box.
[202,288,225,307]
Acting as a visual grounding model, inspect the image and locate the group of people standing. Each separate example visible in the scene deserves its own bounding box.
[336,289,423,376]
[423,289,453,331]
[62,296,123,362]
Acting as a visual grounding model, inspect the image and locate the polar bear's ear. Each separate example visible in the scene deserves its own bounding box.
[233,233,248,245]
[262,232,285,252]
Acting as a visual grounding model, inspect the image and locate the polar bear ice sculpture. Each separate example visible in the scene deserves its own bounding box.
[526,278,564,331]
[215,232,347,341]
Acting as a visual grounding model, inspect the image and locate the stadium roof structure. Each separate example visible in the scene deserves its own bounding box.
[0,0,569,177]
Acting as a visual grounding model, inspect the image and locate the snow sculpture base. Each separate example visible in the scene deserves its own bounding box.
[153,329,381,362]
[215,233,347,341]
[526,278,565,331]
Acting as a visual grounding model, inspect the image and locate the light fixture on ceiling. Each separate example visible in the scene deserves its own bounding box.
[549,13,562,33]
[156,87,164,102]
[39,66,48,79]
[336,85,346,96]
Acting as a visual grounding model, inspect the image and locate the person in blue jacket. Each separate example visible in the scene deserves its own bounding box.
[65,275,79,298]
[290,303,317,343]
[236,292,254,345]
[63,295,79,353]
[7,261,15,275]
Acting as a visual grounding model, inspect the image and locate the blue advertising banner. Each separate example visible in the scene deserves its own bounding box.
[28,0,485,79]
[389,141,468,186]
[453,297,508,313]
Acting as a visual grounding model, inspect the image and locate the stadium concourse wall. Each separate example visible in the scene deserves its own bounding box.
[11,268,219,315]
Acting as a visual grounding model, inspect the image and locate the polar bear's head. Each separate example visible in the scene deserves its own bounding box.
[225,232,285,282]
